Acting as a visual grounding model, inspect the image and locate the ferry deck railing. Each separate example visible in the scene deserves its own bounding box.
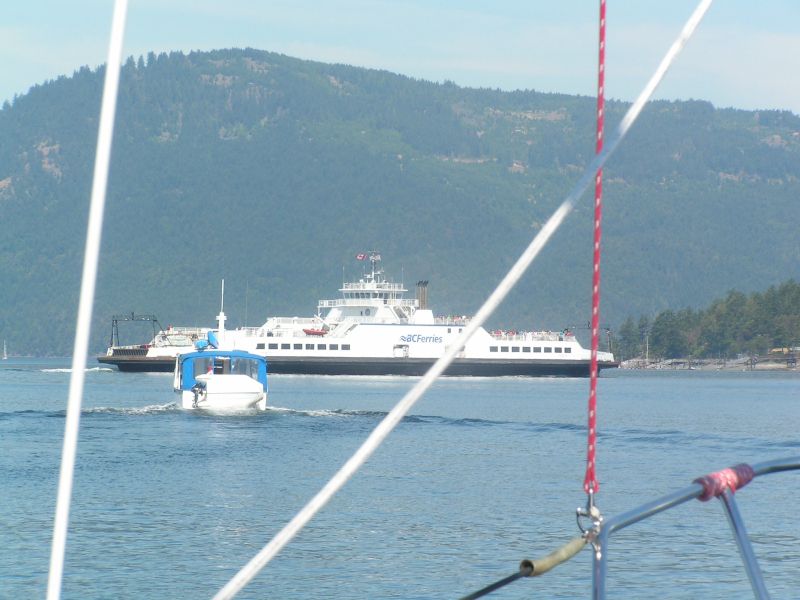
[433,316,471,326]
[341,281,407,292]
[261,317,320,328]
[592,456,800,599]
[232,327,264,338]
[490,331,576,342]
[318,298,418,309]
[154,327,208,344]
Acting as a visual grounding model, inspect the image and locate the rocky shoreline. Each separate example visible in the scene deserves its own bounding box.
[619,357,797,371]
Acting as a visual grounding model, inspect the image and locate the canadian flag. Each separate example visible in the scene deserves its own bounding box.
[355,253,367,260]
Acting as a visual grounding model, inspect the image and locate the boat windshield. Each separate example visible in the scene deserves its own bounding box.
[230,357,261,378]
[181,354,265,388]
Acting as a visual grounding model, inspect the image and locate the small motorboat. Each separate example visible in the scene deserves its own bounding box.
[173,349,268,410]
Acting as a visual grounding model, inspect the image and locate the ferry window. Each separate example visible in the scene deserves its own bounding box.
[490,346,498,352]
[447,328,451,333]
[330,344,339,350]
[294,344,302,350]
[512,346,520,353]
[501,346,509,353]
[565,347,572,353]
[533,347,542,353]
[281,343,290,350]
[459,328,463,333]
[342,344,350,350]
[317,344,327,350]
[555,347,563,353]
[544,347,552,353]
[256,343,265,349]
[522,347,531,353]
[268,343,278,350]
[306,344,314,350]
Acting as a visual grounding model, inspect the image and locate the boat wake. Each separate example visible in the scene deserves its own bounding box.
[266,407,587,431]
[84,403,179,415]
[41,367,115,374]
[267,411,800,452]
[0,404,179,418]
[267,406,389,419]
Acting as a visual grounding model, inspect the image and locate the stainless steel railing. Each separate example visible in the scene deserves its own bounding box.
[592,456,800,599]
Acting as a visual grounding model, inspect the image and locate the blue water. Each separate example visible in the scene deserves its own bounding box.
[0,358,798,599]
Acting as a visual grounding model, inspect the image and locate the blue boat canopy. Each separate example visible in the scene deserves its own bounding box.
[176,350,268,391]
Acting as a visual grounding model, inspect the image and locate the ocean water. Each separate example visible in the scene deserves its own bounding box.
[0,358,798,599]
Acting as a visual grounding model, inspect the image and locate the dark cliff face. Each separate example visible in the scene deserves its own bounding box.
[0,48,798,355]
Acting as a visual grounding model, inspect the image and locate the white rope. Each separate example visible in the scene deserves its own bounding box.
[619,0,714,135]
[214,2,715,596]
[47,2,128,599]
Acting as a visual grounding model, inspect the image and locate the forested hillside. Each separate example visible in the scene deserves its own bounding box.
[616,280,800,360]
[1,48,799,355]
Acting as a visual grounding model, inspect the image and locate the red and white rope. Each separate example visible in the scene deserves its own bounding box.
[213,1,714,595]
[584,0,606,497]
[215,0,715,589]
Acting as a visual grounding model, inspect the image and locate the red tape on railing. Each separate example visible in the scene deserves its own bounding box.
[693,463,755,501]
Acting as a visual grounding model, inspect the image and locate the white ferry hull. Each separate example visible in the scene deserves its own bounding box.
[99,253,617,377]
[260,355,612,377]
[104,351,615,377]
[100,353,188,372]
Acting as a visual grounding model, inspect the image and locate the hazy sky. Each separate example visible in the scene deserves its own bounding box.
[3,1,799,114]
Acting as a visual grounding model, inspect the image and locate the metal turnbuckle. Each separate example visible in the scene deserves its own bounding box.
[577,492,603,559]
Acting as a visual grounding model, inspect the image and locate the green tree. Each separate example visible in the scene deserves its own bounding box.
[650,310,688,358]
[616,316,639,360]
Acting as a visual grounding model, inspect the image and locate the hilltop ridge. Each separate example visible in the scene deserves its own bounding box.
[1,48,799,355]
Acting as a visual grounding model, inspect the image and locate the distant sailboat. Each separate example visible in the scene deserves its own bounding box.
[2,340,7,360]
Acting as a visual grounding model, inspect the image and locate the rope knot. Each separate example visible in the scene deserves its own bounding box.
[693,463,755,502]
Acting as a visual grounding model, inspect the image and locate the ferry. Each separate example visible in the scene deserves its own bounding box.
[97,313,208,372]
[98,252,617,376]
